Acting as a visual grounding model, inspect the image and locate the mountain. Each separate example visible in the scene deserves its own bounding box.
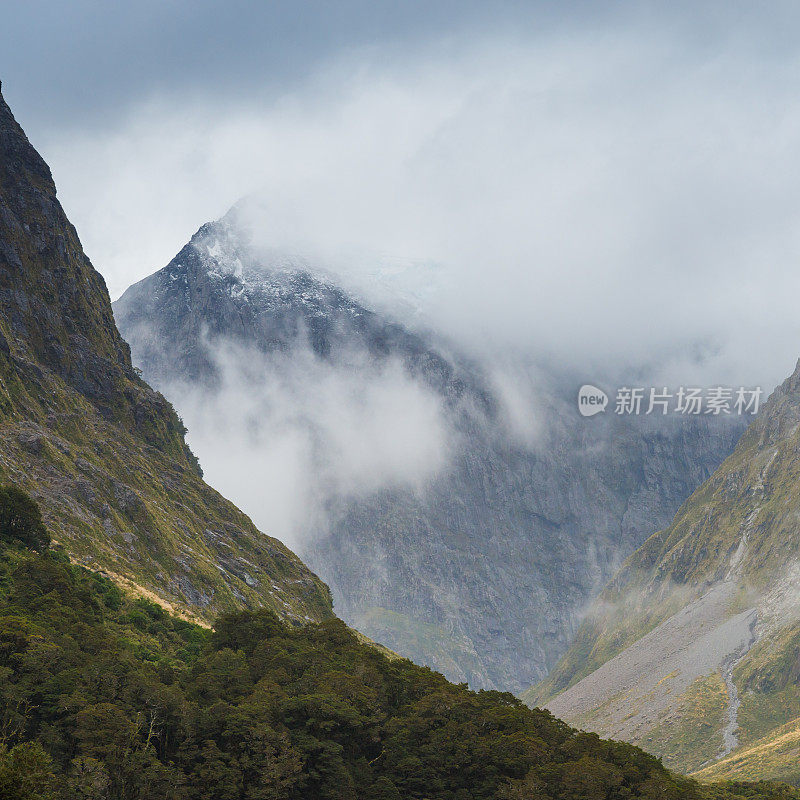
[523,360,800,782]
[114,210,744,692]
[3,81,797,799]
[0,82,332,624]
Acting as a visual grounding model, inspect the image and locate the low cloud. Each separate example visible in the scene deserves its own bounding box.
[166,336,453,549]
[40,11,800,393]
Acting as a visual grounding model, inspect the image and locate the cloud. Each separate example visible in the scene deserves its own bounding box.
[166,336,453,549]
[36,12,800,392]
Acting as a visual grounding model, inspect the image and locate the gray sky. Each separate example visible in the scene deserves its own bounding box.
[2,0,594,127]
[4,2,800,389]
[3,2,791,128]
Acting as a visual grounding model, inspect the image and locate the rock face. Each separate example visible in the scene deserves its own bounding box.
[115,211,744,693]
[0,84,332,624]
[524,360,800,780]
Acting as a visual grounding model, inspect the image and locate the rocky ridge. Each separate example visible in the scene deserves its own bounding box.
[0,83,332,624]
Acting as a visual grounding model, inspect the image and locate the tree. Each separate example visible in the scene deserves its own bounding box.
[0,487,50,551]
[0,742,56,799]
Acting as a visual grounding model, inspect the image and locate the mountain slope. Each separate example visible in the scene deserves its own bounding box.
[0,83,331,623]
[3,521,796,800]
[524,360,800,781]
[114,210,743,692]
[693,714,800,785]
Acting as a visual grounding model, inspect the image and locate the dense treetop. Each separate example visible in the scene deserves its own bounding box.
[0,488,797,800]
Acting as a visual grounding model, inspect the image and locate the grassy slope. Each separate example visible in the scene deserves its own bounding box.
[0,359,332,623]
[523,365,800,781]
[645,674,730,773]
[693,717,800,785]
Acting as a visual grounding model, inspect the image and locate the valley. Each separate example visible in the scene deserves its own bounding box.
[113,211,744,693]
[0,79,790,799]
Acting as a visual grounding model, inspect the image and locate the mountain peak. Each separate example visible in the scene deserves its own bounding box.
[0,80,54,190]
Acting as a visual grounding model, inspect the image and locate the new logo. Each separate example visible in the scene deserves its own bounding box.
[578,384,608,417]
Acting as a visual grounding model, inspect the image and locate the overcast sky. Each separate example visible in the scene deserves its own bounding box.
[4,2,800,389]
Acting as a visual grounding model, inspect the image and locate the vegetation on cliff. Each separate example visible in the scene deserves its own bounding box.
[0,84,331,623]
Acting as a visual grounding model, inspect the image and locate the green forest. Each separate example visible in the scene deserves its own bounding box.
[0,488,796,800]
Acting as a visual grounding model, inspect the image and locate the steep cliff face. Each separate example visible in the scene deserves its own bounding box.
[0,84,332,623]
[115,211,744,692]
[524,360,800,781]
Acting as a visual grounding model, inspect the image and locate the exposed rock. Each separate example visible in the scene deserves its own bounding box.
[115,211,744,691]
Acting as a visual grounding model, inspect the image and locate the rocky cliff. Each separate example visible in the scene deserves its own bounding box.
[114,211,744,692]
[0,83,332,623]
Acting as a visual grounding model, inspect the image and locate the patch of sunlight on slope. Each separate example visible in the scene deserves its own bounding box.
[693,715,800,785]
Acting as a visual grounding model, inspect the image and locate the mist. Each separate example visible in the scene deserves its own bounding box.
[164,336,454,550]
[34,10,800,395]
